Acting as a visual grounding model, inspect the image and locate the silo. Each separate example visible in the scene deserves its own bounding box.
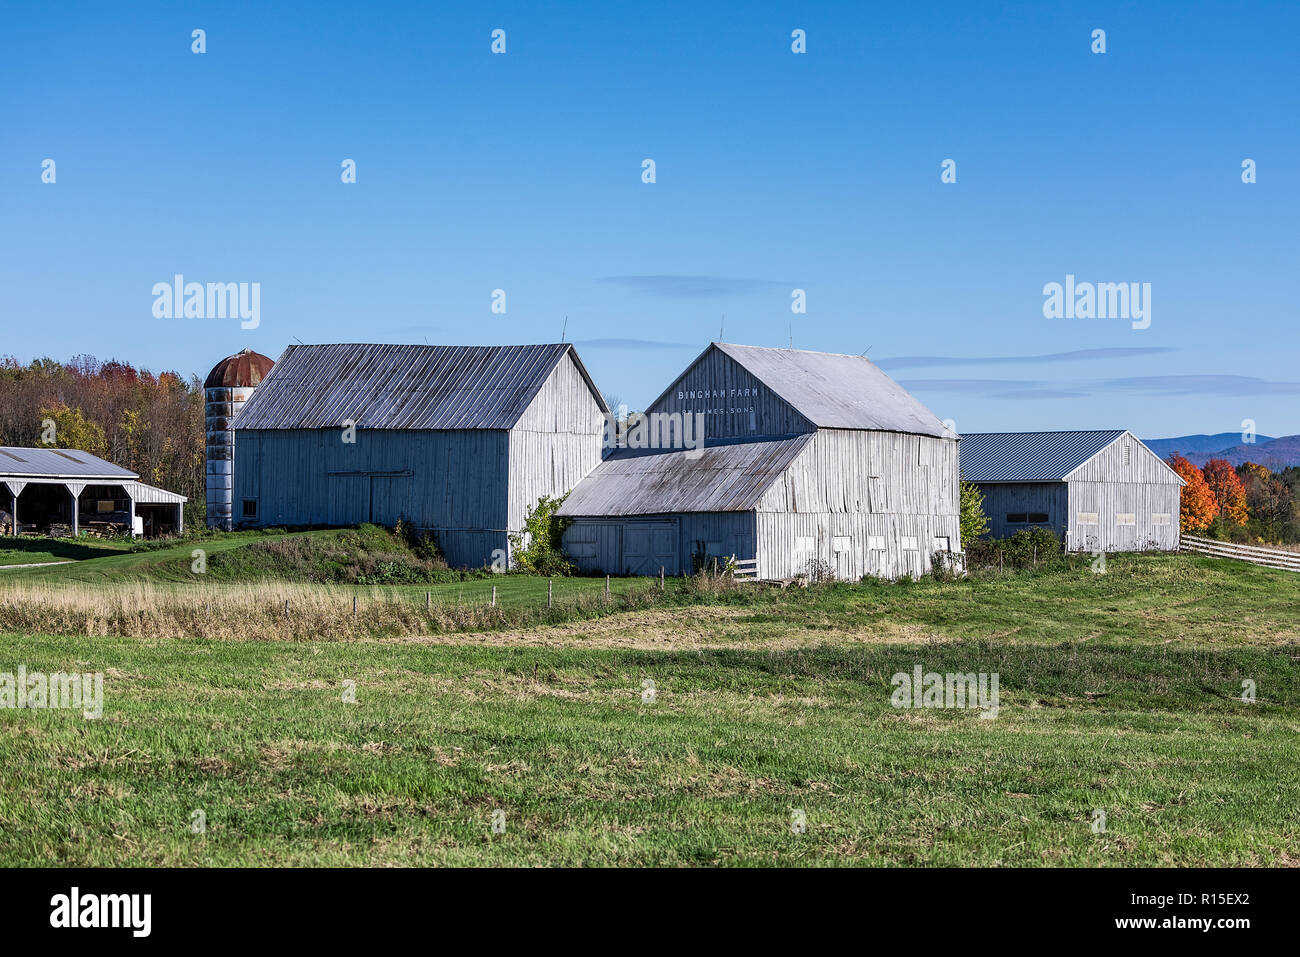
[204,348,275,529]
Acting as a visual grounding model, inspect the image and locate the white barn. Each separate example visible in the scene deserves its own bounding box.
[558,343,961,580]
[960,430,1185,552]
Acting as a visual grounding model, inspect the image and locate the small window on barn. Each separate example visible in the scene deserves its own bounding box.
[1152,512,1171,526]
[1027,513,1049,524]
[932,536,950,553]
[1123,443,1131,466]
[1006,513,1028,524]
[832,536,851,552]
[794,536,815,554]
[866,535,886,551]
[242,499,258,518]
[1116,513,1136,526]
[901,536,919,551]
[1077,512,1099,525]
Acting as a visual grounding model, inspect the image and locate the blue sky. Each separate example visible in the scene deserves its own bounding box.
[3,0,1297,437]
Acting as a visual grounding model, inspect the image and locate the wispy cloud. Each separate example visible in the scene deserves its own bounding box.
[901,373,1300,400]
[573,338,695,350]
[876,347,1173,371]
[599,275,794,299]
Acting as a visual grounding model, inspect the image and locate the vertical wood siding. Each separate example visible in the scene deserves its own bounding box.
[754,429,961,579]
[1066,434,1182,551]
[974,483,1069,540]
[646,347,813,439]
[508,353,606,533]
[235,428,510,568]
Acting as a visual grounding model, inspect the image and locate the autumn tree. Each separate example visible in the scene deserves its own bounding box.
[36,403,108,457]
[1168,454,1216,533]
[1201,458,1248,525]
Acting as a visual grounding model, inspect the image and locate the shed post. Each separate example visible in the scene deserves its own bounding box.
[9,486,15,535]
[67,485,80,537]
[177,502,184,535]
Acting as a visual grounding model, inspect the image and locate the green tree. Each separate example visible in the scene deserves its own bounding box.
[37,403,107,457]
[959,480,989,548]
[508,494,575,575]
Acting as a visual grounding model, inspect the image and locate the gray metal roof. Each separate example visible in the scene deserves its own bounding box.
[127,481,187,504]
[0,447,137,480]
[233,343,606,431]
[959,430,1127,482]
[702,343,956,438]
[557,434,813,516]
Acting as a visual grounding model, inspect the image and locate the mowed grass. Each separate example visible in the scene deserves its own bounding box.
[0,553,1298,866]
[1,633,1297,866]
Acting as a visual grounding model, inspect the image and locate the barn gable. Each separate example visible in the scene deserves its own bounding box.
[1064,432,1184,485]
[645,342,956,442]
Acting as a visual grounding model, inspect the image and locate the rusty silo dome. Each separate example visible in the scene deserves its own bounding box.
[204,348,275,389]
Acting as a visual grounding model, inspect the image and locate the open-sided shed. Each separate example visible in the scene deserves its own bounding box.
[0,447,186,538]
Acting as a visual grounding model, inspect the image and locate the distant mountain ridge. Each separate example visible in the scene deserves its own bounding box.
[1142,432,1300,468]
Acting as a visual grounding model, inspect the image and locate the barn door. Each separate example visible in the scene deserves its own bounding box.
[621,522,678,576]
[327,475,370,525]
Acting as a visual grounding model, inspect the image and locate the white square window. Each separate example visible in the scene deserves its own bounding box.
[867,535,886,551]
[1152,512,1171,526]
[1077,512,1099,525]
[794,536,815,554]
[932,536,950,553]
[901,536,918,551]
[1116,513,1136,526]
[832,536,851,552]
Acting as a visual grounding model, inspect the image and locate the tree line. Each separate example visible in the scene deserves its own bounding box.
[0,355,205,509]
[1168,454,1300,544]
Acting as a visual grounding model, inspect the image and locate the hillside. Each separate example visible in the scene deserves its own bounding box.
[1143,432,1300,467]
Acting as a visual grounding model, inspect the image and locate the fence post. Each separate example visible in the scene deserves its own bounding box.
[284,599,290,617]
[660,566,665,590]
[492,585,497,608]
[352,595,357,618]
[426,590,430,610]
[548,578,553,608]
[605,574,610,598]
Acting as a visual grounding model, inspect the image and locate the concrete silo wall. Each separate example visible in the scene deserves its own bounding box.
[205,385,256,530]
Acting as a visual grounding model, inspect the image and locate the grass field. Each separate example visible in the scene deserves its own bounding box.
[1,538,1298,866]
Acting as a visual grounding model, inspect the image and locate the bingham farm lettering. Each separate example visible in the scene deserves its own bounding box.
[677,386,761,416]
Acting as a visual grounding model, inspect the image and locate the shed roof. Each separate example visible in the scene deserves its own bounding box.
[557,434,813,516]
[232,343,607,431]
[0,447,137,480]
[959,430,1130,482]
[658,343,955,438]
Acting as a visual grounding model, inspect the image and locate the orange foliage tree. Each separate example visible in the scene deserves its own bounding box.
[1201,458,1248,525]
[1168,454,1217,533]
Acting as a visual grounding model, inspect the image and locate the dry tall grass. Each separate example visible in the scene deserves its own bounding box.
[0,579,687,641]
